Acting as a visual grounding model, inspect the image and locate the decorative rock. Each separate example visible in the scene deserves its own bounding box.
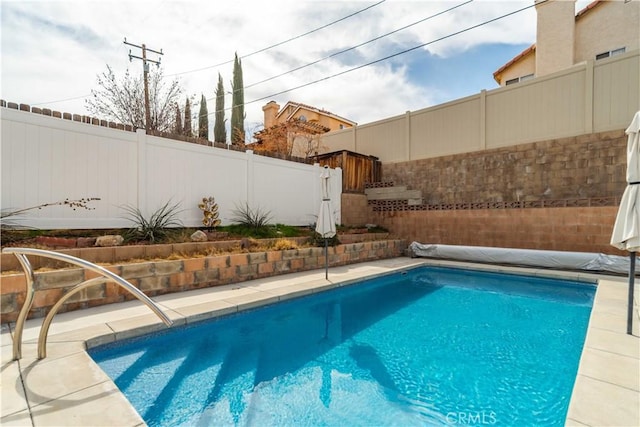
[190,230,208,242]
[95,235,124,247]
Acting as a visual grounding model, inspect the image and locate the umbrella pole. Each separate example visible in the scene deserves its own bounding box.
[324,238,329,280]
[628,252,636,335]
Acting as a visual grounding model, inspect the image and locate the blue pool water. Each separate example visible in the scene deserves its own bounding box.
[89,266,595,426]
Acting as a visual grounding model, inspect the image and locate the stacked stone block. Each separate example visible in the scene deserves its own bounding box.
[0,240,405,323]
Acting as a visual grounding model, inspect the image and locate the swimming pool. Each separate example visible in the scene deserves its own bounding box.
[89,266,595,426]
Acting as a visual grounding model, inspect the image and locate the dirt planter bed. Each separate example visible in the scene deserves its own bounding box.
[0,238,404,324]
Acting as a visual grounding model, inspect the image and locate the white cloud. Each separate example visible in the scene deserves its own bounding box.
[1,0,590,134]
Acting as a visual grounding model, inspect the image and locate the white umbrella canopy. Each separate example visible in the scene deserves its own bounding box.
[316,165,336,279]
[316,166,336,239]
[611,110,640,335]
[611,111,640,251]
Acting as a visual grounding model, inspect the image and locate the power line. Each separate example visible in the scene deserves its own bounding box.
[222,0,542,114]
[167,0,386,77]
[245,0,473,89]
[30,0,386,108]
[31,94,92,107]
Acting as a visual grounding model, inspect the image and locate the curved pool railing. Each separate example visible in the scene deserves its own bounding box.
[2,247,174,360]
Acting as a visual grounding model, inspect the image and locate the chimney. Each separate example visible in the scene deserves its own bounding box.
[535,0,576,77]
[262,101,280,129]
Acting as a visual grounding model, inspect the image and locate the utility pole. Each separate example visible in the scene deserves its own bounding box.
[124,38,163,132]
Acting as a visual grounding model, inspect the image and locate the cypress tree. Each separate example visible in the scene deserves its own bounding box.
[174,104,182,135]
[183,97,192,137]
[198,94,209,139]
[214,73,226,143]
[230,53,245,145]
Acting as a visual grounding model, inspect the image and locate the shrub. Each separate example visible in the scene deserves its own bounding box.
[121,200,183,243]
[310,232,340,247]
[270,239,299,251]
[231,202,273,231]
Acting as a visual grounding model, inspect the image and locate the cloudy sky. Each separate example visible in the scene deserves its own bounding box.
[1,0,591,136]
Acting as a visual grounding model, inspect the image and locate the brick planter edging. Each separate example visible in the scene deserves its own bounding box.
[0,239,406,323]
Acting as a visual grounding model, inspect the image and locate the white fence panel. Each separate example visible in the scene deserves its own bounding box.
[1,108,341,229]
[251,154,341,227]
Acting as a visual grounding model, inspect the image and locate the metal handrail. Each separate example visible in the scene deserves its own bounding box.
[2,247,173,360]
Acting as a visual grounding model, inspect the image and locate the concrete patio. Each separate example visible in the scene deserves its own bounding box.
[1,258,638,426]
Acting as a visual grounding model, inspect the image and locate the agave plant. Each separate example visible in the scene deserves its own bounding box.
[198,196,221,231]
[121,200,183,243]
[231,202,272,231]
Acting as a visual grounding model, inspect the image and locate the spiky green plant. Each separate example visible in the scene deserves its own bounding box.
[121,200,183,243]
[231,202,272,231]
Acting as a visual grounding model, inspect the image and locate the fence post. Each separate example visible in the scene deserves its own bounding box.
[246,149,255,208]
[480,89,487,150]
[352,126,358,153]
[334,167,343,225]
[136,128,147,216]
[584,59,594,134]
[405,110,411,162]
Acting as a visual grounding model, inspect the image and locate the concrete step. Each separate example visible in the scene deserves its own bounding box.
[366,188,422,201]
[365,186,407,196]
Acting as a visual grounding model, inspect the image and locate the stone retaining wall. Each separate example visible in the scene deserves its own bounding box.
[0,240,405,323]
[381,130,626,205]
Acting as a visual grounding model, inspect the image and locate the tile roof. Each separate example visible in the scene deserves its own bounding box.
[493,44,536,84]
[276,101,356,125]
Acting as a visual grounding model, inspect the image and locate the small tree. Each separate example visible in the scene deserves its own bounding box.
[183,97,192,137]
[253,119,327,159]
[174,104,182,135]
[230,53,245,145]
[214,73,227,143]
[86,65,182,132]
[198,94,209,140]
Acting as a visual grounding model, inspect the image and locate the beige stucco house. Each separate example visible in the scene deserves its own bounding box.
[494,0,640,86]
[255,101,356,158]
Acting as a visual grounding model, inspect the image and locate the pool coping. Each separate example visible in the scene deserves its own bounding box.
[1,257,638,426]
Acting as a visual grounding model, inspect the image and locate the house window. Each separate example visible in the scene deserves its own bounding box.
[596,47,626,60]
[339,124,345,129]
[505,74,534,86]
[299,115,307,122]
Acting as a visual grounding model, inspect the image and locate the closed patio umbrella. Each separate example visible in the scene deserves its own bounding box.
[316,165,336,280]
[610,110,640,335]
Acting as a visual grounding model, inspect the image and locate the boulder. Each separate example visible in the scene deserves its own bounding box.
[95,235,124,247]
[190,230,208,242]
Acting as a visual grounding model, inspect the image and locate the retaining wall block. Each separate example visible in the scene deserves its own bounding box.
[139,276,168,292]
[34,269,85,290]
[194,268,220,284]
[121,263,155,280]
[154,260,184,275]
[248,252,267,264]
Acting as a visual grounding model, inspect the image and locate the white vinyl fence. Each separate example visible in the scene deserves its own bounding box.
[0,107,342,229]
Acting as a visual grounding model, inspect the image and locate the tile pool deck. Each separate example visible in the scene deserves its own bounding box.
[1,257,638,426]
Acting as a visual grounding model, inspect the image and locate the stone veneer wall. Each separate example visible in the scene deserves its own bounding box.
[370,207,622,256]
[382,130,626,204]
[0,240,405,323]
[335,130,629,256]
